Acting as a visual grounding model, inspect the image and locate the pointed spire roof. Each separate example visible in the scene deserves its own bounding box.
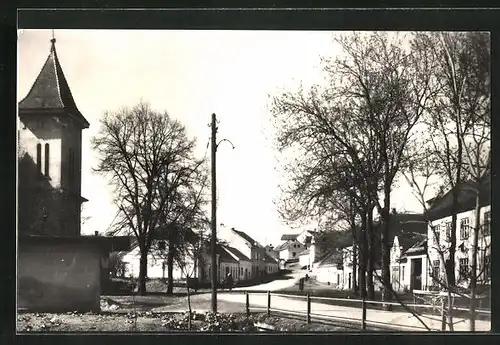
[19,37,89,128]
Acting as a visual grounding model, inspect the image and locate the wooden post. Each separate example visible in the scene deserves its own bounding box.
[245,291,250,316]
[361,296,366,330]
[306,293,311,324]
[187,287,192,330]
[441,296,446,331]
[267,291,271,317]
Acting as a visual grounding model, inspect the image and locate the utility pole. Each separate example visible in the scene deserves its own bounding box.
[209,113,235,313]
[210,113,218,313]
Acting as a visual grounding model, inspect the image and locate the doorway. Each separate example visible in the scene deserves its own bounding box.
[411,258,422,290]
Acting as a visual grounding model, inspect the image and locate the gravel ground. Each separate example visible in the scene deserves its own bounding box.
[16,311,356,333]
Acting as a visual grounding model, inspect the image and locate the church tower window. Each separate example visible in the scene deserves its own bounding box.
[44,143,50,177]
[36,143,42,174]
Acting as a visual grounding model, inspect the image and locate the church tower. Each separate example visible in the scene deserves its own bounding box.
[18,36,89,236]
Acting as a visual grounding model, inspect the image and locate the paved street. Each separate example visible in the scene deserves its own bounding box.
[151,268,491,332]
[233,270,304,291]
[152,290,490,332]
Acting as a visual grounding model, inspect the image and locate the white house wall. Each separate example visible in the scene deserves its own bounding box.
[299,254,310,268]
[428,205,491,288]
[121,248,196,280]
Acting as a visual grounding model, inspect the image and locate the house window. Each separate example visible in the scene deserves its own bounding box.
[292,252,296,257]
[401,266,405,282]
[459,258,469,280]
[36,143,42,173]
[44,143,50,177]
[434,224,440,244]
[484,211,491,236]
[445,222,452,241]
[225,266,229,275]
[432,260,440,285]
[460,218,470,240]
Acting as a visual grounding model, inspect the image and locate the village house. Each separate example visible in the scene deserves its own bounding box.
[219,227,269,278]
[274,239,306,262]
[390,232,428,292]
[426,178,491,289]
[296,229,317,247]
[120,226,278,285]
[363,212,427,293]
[339,245,358,291]
[264,244,279,261]
[315,250,344,287]
[17,37,129,312]
[120,238,197,281]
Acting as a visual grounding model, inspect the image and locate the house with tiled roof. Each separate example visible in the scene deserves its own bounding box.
[219,227,268,279]
[275,239,306,262]
[120,228,199,281]
[224,246,253,281]
[426,177,491,289]
[390,231,428,292]
[315,250,344,287]
[296,229,317,246]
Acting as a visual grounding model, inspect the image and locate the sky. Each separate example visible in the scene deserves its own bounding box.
[17,29,425,246]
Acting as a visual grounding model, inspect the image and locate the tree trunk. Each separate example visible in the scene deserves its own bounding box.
[359,212,368,299]
[167,243,175,295]
[138,248,148,296]
[381,182,392,305]
[352,235,358,295]
[366,207,375,300]
[447,188,458,288]
[470,190,481,331]
[351,201,358,295]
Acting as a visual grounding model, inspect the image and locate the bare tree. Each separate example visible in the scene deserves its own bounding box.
[92,102,207,295]
[271,31,433,305]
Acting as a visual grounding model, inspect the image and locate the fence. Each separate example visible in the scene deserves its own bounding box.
[235,290,491,332]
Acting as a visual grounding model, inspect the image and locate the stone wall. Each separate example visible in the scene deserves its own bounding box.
[18,241,101,312]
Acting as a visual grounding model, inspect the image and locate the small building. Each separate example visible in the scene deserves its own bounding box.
[390,232,428,291]
[296,229,316,247]
[264,252,279,275]
[224,246,252,281]
[219,227,267,278]
[264,245,279,261]
[341,245,358,291]
[18,235,129,312]
[315,250,344,288]
[274,239,306,261]
[120,238,197,281]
